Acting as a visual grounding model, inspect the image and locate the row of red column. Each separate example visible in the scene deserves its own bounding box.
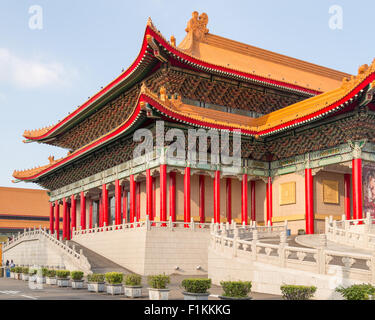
[49,158,364,235]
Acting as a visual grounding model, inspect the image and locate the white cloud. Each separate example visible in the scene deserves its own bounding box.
[0,48,77,88]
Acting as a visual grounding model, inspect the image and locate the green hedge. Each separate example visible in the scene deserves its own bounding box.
[220,281,252,298]
[280,285,317,300]
[29,269,37,275]
[336,284,375,300]
[41,268,49,277]
[87,273,105,283]
[22,267,29,274]
[10,267,15,272]
[46,270,56,278]
[148,274,170,289]
[14,267,22,273]
[71,271,84,281]
[182,278,211,294]
[56,270,70,279]
[105,272,123,285]
[124,274,142,286]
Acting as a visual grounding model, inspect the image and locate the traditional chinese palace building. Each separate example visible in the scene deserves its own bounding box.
[12,12,375,239]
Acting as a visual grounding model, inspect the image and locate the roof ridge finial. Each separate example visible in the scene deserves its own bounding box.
[185,11,209,40]
[147,17,154,28]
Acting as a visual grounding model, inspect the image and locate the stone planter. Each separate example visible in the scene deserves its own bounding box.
[148,288,170,300]
[15,273,21,280]
[87,282,105,293]
[106,283,123,295]
[29,275,37,282]
[36,276,45,284]
[218,295,252,300]
[21,274,29,281]
[124,285,142,298]
[183,292,210,300]
[10,272,14,279]
[71,280,84,289]
[57,278,70,287]
[46,277,57,285]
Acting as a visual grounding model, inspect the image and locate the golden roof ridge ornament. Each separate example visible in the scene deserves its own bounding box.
[178,11,209,57]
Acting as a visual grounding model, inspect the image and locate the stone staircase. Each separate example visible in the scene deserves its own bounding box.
[68,241,132,274]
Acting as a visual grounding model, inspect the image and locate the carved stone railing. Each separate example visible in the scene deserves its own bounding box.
[210,228,375,284]
[3,226,92,274]
[72,216,213,238]
[326,214,375,250]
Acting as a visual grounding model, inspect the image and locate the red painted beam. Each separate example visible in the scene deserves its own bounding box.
[130,175,136,223]
[89,199,93,229]
[352,159,363,220]
[80,192,86,230]
[54,201,60,239]
[146,169,153,218]
[214,171,220,224]
[49,202,54,234]
[241,175,248,225]
[169,172,176,222]
[122,187,128,223]
[115,180,121,225]
[184,167,191,225]
[62,198,67,240]
[160,164,167,225]
[305,168,314,234]
[71,195,76,231]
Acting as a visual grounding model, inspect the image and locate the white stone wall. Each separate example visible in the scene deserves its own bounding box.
[208,244,364,300]
[73,227,210,275]
[3,237,77,270]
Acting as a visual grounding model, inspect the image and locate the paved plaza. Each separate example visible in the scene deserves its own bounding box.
[0,276,282,300]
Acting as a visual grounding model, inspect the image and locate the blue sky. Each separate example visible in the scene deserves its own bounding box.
[0,0,374,190]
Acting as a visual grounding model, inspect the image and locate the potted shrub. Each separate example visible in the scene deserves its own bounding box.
[46,270,57,285]
[56,270,70,287]
[105,272,123,295]
[336,284,375,300]
[71,271,84,289]
[280,285,317,300]
[181,278,211,300]
[10,267,15,279]
[219,281,252,300]
[21,267,29,281]
[14,267,22,280]
[148,274,170,300]
[36,268,48,284]
[87,273,105,293]
[123,274,143,298]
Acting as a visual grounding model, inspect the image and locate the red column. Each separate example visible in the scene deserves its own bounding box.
[102,184,108,226]
[184,167,191,225]
[67,204,71,240]
[305,168,314,234]
[214,170,220,224]
[99,198,102,227]
[54,201,60,239]
[160,164,167,224]
[136,182,141,222]
[122,187,128,222]
[115,180,121,225]
[62,198,67,240]
[251,181,256,222]
[146,169,153,218]
[226,178,231,223]
[241,174,248,225]
[71,195,76,232]
[352,158,363,220]
[169,172,176,222]
[199,175,205,223]
[152,177,156,222]
[130,175,136,223]
[89,199,93,229]
[49,202,54,233]
[266,177,273,225]
[80,192,86,230]
[344,174,351,220]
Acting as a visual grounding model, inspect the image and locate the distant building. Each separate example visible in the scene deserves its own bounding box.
[0,187,55,236]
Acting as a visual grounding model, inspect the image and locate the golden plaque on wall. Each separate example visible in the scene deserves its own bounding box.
[280,182,296,205]
[323,180,339,204]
